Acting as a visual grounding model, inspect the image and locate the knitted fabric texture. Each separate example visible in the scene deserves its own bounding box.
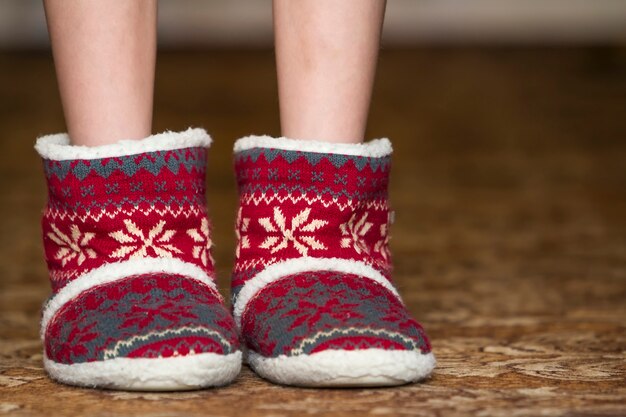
[233,136,433,384]
[37,130,239,388]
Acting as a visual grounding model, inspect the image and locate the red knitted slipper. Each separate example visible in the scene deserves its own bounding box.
[36,128,240,390]
[232,135,435,387]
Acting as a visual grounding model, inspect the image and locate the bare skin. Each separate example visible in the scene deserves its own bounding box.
[43,0,157,146]
[43,1,385,146]
[273,0,387,144]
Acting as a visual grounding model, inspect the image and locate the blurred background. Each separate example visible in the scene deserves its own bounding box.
[1,0,626,47]
[1,2,625,416]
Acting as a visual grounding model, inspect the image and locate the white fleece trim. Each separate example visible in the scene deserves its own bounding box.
[44,350,242,390]
[233,257,402,328]
[248,349,435,387]
[41,258,216,340]
[35,127,211,161]
[234,135,392,157]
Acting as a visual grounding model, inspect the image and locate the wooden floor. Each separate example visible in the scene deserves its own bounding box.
[0,48,625,416]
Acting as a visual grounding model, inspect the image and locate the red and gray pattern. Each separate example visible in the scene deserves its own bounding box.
[43,146,213,292]
[46,273,238,364]
[241,271,431,358]
[38,131,239,375]
[233,137,432,366]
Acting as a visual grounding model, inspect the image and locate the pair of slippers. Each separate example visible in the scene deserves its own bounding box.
[36,128,435,390]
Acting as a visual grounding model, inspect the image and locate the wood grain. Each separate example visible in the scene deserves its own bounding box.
[0,48,625,416]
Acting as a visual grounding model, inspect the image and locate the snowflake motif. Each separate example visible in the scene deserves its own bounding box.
[258,207,328,256]
[340,212,373,254]
[374,222,391,262]
[47,223,97,267]
[186,218,213,267]
[120,298,197,331]
[286,298,363,331]
[235,208,250,258]
[109,219,182,259]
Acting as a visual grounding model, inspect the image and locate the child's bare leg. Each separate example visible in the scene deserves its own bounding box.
[233,0,434,387]
[38,2,242,390]
[273,0,386,143]
[43,0,157,146]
